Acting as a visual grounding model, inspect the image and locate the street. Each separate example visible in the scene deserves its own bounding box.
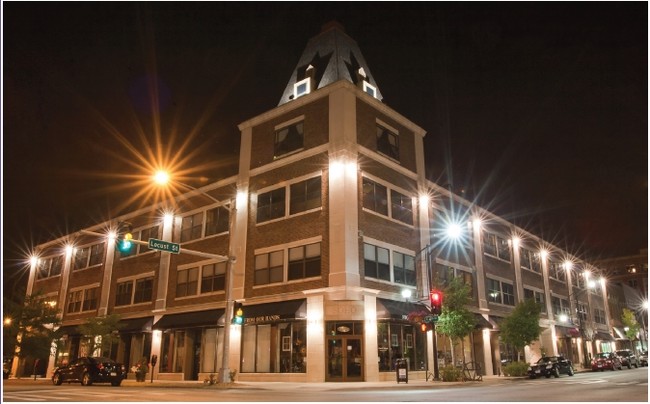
[3,367,647,402]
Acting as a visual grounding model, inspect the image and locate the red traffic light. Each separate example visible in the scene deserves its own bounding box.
[430,289,443,315]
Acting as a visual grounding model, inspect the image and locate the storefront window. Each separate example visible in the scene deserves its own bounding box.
[377,321,426,371]
[240,321,306,373]
[160,330,185,373]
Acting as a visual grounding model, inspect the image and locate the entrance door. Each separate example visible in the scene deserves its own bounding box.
[326,337,363,381]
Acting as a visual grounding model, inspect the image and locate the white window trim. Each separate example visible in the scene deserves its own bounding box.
[255,172,323,226]
[294,79,311,98]
[363,81,377,98]
[486,276,515,306]
[362,236,417,287]
[361,173,415,228]
[252,236,323,288]
[73,243,104,271]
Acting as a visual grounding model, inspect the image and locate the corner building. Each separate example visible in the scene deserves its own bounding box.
[22,23,618,382]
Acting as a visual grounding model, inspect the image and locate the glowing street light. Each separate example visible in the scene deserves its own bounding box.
[153,169,238,385]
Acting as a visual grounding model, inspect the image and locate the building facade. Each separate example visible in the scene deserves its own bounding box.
[17,23,629,382]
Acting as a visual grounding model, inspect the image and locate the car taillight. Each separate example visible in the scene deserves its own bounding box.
[96,363,104,370]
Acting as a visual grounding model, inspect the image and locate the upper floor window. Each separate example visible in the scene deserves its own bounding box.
[551,296,571,317]
[520,249,541,274]
[37,255,64,279]
[523,288,546,313]
[594,308,606,324]
[257,175,322,224]
[482,232,511,262]
[274,119,304,159]
[179,203,231,243]
[376,124,399,161]
[201,262,227,294]
[363,242,416,286]
[548,261,566,283]
[73,243,104,271]
[487,278,515,306]
[176,267,199,298]
[67,286,99,313]
[362,177,413,226]
[293,78,311,99]
[436,264,474,297]
[254,240,322,286]
[115,276,154,306]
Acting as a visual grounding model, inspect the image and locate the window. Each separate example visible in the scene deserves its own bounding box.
[377,322,426,372]
[201,262,226,294]
[37,255,64,279]
[289,177,321,215]
[364,244,391,282]
[524,288,546,313]
[73,247,90,270]
[115,281,133,306]
[181,212,203,243]
[257,188,286,223]
[435,264,474,297]
[390,190,413,225]
[206,206,230,236]
[376,124,399,161]
[274,120,304,158]
[362,178,388,216]
[133,277,153,304]
[115,276,153,306]
[258,176,322,224]
[255,251,284,286]
[67,290,83,313]
[288,243,321,281]
[240,321,307,373]
[363,81,377,98]
[89,244,104,266]
[82,288,99,311]
[392,252,416,286]
[176,267,199,298]
[520,249,542,274]
[482,232,511,262]
[548,261,566,282]
[577,303,588,322]
[487,278,515,306]
[137,225,160,254]
[294,78,310,98]
[594,309,606,324]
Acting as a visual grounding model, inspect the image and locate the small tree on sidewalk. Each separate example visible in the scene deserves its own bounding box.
[499,298,541,362]
[435,277,475,366]
[621,308,641,349]
[77,314,123,357]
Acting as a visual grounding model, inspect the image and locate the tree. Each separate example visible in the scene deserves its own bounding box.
[4,290,62,377]
[435,277,476,365]
[621,308,641,345]
[499,298,541,362]
[77,314,123,357]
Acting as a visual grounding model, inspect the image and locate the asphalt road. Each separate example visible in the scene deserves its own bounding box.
[3,367,648,402]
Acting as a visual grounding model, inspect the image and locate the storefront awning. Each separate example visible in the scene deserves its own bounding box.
[555,325,581,338]
[56,325,82,336]
[154,309,225,329]
[376,298,429,320]
[595,331,615,341]
[613,327,629,340]
[238,299,306,324]
[474,313,493,329]
[118,317,153,332]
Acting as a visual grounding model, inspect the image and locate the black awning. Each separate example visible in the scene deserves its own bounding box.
[555,325,581,338]
[154,309,224,330]
[377,298,429,321]
[118,317,153,332]
[595,331,615,341]
[240,299,306,324]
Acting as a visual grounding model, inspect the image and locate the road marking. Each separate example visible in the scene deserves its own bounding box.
[3,392,48,401]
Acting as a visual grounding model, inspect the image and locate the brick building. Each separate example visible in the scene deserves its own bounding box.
[17,23,626,382]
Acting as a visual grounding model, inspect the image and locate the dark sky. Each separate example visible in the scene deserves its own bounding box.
[3,2,647,295]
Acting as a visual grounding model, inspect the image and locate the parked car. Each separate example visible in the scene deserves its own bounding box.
[527,356,575,378]
[52,356,126,386]
[591,352,622,371]
[638,350,647,367]
[616,349,639,368]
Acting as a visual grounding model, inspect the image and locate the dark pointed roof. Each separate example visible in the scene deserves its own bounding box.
[278,21,383,105]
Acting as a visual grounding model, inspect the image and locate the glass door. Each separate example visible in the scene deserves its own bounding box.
[326,337,363,381]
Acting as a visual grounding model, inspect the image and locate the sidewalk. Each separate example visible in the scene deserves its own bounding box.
[4,374,522,390]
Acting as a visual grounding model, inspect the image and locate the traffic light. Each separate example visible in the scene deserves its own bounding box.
[116,221,134,254]
[430,289,443,315]
[420,322,432,332]
[232,302,244,325]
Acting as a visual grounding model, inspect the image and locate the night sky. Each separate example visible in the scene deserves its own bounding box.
[3,3,647,296]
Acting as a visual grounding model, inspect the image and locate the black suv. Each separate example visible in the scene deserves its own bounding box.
[528,356,575,379]
[615,349,639,368]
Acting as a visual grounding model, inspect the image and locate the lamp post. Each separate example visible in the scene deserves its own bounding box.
[153,171,238,385]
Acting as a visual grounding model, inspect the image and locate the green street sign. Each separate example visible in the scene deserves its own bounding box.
[148,238,180,254]
[424,315,439,323]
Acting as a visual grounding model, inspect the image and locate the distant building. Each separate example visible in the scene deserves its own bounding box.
[16,23,632,382]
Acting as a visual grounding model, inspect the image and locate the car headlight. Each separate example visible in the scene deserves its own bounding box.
[546,364,553,369]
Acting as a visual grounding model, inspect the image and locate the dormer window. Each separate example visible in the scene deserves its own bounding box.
[274,117,305,159]
[363,81,377,98]
[376,123,399,161]
[294,78,311,99]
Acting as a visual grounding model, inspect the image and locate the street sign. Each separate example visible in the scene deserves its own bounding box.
[424,315,439,323]
[148,238,180,254]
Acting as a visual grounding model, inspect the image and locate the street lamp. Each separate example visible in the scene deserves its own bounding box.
[153,170,238,385]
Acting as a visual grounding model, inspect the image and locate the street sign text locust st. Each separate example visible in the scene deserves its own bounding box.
[148,238,180,254]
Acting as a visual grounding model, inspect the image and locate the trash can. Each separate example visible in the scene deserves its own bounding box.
[396,359,408,383]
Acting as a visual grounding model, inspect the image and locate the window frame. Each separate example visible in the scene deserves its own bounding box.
[376,122,399,162]
[256,173,323,225]
[361,175,415,226]
[67,285,100,314]
[253,238,323,287]
[486,277,515,306]
[115,274,155,306]
[362,239,417,287]
[273,117,305,159]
